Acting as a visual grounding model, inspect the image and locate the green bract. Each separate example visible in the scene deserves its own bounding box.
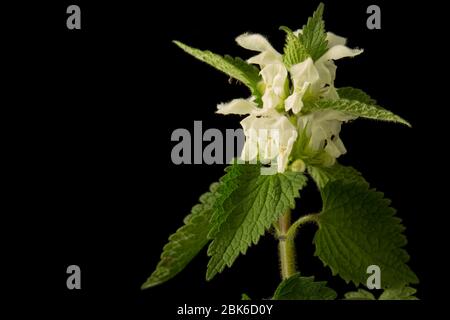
[144,3,418,300]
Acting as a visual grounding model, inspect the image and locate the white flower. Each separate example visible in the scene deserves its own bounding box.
[216,31,362,171]
[235,33,283,67]
[297,110,355,160]
[216,98,257,115]
[236,33,288,110]
[286,31,363,114]
[260,64,288,110]
[284,57,319,114]
[217,98,297,173]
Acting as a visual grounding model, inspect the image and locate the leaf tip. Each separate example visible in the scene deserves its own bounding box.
[205,269,215,282]
[172,39,181,45]
[279,26,292,33]
[396,117,412,128]
[140,278,157,290]
[316,2,325,14]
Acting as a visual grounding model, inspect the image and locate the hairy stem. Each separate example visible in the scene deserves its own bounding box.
[276,212,320,280]
[277,210,296,280]
[287,213,319,240]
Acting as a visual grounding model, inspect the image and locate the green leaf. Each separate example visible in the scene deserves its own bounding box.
[241,293,251,300]
[206,164,308,280]
[314,180,419,288]
[299,3,328,61]
[379,286,418,300]
[344,289,376,300]
[307,163,366,189]
[141,183,220,289]
[303,98,411,127]
[208,164,244,238]
[337,87,377,105]
[173,40,261,99]
[345,286,418,300]
[273,273,337,300]
[280,26,309,67]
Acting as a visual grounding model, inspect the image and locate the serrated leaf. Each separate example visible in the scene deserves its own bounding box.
[280,26,309,67]
[173,40,261,99]
[273,273,337,300]
[337,87,377,105]
[345,286,418,300]
[307,163,366,189]
[303,98,411,127]
[141,183,220,289]
[344,289,376,300]
[208,164,245,238]
[379,286,418,300]
[206,164,308,280]
[314,180,418,289]
[299,3,328,61]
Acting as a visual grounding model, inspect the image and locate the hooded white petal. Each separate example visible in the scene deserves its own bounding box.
[290,58,320,89]
[216,98,257,115]
[261,64,287,93]
[326,32,347,48]
[284,41,361,108]
[236,33,277,52]
[314,60,339,101]
[260,64,288,110]
[285,58,320,113]
[236,33,282,67]
[318,45,363,62]
[315,60,336,86]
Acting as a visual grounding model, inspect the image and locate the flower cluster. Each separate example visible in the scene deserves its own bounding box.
[217,31,362,172]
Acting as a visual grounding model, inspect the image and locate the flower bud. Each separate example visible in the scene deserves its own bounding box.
[290,159,306,172]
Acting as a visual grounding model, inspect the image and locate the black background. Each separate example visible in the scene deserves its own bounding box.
[7,0,443,317]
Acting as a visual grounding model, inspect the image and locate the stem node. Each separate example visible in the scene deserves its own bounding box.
[276,212,319,280]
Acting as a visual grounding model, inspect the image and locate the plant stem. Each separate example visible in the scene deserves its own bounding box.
[277,210,296,280]
[276,212,320,280]
[287,214,319,240]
